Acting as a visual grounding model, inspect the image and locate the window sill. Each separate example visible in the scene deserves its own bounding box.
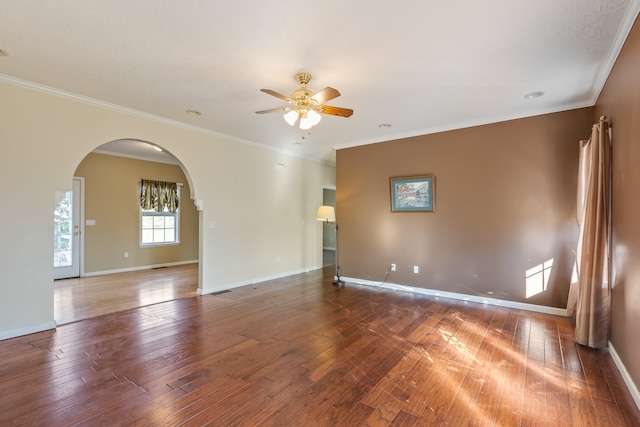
[140,242,181,248]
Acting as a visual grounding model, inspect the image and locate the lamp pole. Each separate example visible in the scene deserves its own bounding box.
[333,222,345,286]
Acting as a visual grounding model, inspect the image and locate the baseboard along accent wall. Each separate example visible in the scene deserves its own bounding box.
[609,341,640,411]
[342,276,568,317]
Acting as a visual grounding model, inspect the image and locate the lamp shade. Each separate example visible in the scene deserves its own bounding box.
[300,110,322,130]
[316,205,336,222]
[299,115,313,130]
[284,110,298,126]
[307,109,322,126]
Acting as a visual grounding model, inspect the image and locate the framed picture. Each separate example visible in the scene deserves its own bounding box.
[390,175,435,212]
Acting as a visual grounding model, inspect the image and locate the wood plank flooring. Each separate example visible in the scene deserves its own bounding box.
[54,263,198,324]
[3,266,639,425]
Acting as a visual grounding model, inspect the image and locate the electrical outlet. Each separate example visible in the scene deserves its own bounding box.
[124,252,129,258]
[391,263,396,271]
[413,265,419,274]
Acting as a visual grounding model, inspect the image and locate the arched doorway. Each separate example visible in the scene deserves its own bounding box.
[54,139,200,324]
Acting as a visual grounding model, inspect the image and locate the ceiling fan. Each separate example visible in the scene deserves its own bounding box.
[256,72,353,130]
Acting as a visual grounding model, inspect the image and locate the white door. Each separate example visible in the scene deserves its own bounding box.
[54,178,82,279]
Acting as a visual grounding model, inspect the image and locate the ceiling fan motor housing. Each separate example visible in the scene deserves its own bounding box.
[293,73,316,112]
[295,72,312,85]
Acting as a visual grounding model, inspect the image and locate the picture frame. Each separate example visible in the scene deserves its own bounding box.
[390,175,435,212]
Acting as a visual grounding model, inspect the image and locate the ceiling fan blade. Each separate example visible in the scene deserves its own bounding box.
[311,87,340,104]
[260,88,292,103]
[255,107,289,114]
[317,105,354,118]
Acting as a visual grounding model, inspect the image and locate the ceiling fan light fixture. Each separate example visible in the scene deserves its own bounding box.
[307,110,322,126]
[299,115,313,130]
[284,110,298,126]
[299,109,322,130]
[258,72,353,132]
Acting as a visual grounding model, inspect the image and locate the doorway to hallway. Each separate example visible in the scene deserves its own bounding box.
[322,187,336,267]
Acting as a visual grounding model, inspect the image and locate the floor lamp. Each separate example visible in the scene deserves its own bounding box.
[316,205,345,286]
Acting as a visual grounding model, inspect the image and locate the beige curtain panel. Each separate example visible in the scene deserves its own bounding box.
[566,119,611,349]
[139,179,179,213]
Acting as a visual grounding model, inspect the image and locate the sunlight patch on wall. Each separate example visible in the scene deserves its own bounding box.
[525,259,553,298]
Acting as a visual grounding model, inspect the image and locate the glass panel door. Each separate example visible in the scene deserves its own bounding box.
[54,178,81,279]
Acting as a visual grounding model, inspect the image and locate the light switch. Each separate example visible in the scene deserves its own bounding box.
[86,219,96,226]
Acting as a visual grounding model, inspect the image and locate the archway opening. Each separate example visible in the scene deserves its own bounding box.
[54,139,200,324]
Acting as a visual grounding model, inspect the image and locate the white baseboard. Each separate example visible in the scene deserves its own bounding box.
[342,276,568,317]
[83,260,198,277]
[609,341,640,411]
[0,321,57,342]
[198,265,323,295]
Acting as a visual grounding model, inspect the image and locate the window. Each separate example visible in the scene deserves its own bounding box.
[140,179,180,246]
[141,208,178,245]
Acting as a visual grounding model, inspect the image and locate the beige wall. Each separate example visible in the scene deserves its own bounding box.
[337,107,594,308]
[595,13,640,399]
[74,153,199,273]
[322,161,337,188]
[0,80,325,338]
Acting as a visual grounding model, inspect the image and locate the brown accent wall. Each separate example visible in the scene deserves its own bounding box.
[74,153,199,273]
[337,107,594,308]
[595,14,640,394]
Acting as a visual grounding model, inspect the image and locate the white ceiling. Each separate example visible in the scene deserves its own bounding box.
[1,0,639,163]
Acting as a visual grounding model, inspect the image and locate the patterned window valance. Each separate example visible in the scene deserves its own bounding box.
[140,179,179,213]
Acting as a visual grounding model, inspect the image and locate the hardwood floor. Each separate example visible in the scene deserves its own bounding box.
[54,263,198,324]
[3,267,639,425]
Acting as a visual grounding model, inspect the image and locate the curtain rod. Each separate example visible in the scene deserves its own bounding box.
[600,116,613,144]
[138,180,183,186]
[599,115,612,127]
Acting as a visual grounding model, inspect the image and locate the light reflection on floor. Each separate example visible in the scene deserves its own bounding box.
[54,264,198,324]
